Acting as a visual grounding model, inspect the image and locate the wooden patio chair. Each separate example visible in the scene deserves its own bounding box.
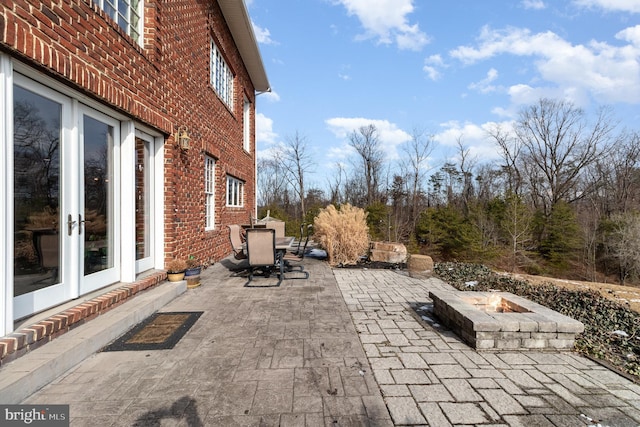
[245,228,282,287]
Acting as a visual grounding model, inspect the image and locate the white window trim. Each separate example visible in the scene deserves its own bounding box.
[243,96,251,152]
[205,156,216,230]
[226,175,244,208]
[210,40,234,107]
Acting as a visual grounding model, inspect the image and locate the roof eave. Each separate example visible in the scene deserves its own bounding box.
[217,0,270,93]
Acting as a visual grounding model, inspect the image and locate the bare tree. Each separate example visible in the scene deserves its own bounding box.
[608,212,640,285]
[487,123,523,196]
[327,162,345,205]
[281,131,315,221]
[597,131,640,215]
[348,124,384,205]
[257,154,287,208]
[501,192,534,272]
[456,136,477,214]
[401,128,434,230]
[514,98,615,218]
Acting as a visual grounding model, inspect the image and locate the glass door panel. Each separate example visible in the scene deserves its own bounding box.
[13,86,62,296]
[135,136,150,261]
[79,109,119,294]
[82,115,115,276]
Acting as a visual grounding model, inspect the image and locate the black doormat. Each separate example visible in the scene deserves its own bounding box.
[103,311,203,351]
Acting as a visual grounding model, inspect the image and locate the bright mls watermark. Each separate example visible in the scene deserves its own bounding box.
[1,405,69,426]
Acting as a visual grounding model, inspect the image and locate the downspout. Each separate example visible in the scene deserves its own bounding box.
[254,88,271,220]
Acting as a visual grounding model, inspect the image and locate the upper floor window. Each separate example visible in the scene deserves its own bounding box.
[210,40,234,107]
[93,0,141,44]
[226,176,244,207]
[205,156,216,230]
[243,96,251,152]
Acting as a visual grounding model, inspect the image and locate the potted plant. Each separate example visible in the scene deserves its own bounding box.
[166,258,187,282]
[185,255,202,277]
[185,255,202,288]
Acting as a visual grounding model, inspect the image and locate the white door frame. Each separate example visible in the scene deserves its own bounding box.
[2,59,165,335]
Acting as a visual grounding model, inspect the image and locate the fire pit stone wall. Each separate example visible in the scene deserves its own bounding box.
[429,290,584,351]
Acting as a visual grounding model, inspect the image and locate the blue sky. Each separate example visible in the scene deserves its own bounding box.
[247,0,640,190]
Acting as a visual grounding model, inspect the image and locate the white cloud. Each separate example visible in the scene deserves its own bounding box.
[255,113,278,146]
[423,54,445,80]
[468,68,500,94]
[261,90,281,102]
[339,64,352,80]
[573,0,640,13]
[327,145,354,161]
[251,21,275,45]
[325,117,412,160]
[617,25,640,45]
[332,0,430,50]
[450,25,640,104]
[521,0,546,10]
[433,120,511,163]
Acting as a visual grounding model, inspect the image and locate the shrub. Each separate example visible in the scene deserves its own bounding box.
[314,204,369,266]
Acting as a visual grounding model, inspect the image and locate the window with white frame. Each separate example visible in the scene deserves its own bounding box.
[243,96,251,152]
[226,176,244,207]
[210,40,234,107]
[205,156,216,229]
[93,0,141,44]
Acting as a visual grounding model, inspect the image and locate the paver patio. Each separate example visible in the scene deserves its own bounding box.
[13,257,640,426]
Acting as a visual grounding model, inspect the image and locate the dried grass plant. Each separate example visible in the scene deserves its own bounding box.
[314,204,369,266]
[167,258,187,273]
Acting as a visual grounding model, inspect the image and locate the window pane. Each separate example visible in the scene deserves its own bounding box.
[205,157,215,229]
[210,41,234,107]
[84,115,114,275]
[94,0,140,43]
[13,86,62,296]
[135,137,150,260]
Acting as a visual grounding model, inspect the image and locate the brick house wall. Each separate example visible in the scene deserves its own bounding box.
[1,0,260,266]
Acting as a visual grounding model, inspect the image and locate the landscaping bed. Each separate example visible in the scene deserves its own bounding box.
[434,262,640,380]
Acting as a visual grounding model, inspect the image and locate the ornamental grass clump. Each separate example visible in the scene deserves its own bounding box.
[314,204,369,266]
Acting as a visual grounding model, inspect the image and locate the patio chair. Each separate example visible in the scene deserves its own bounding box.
[282,224,312,279]
[228,224,246,259]
[245,228,282,287]
[265,221,285,239]
[292,223,306,255]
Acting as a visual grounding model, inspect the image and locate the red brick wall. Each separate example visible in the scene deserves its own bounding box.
[1,0,258,266]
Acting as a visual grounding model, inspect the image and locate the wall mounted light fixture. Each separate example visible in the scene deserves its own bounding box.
[175,126,191,151]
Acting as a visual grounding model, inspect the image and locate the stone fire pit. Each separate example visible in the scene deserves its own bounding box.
[429,290,584,350]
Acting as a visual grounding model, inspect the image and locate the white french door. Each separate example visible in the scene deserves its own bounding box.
[12,76,120,318]
[78,107,121,294]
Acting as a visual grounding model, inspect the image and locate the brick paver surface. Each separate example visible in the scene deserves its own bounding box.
[334,268,640,426]
[18,259,640,426]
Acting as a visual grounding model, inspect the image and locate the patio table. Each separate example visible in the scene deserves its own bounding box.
[276,236,294,251]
